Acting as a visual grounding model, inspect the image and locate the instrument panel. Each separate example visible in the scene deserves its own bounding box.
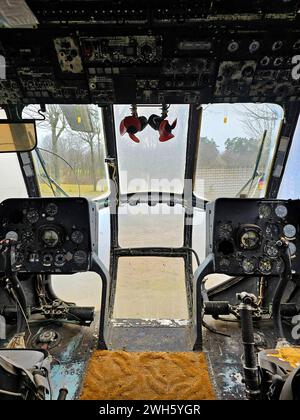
[0,22,300,105]
[207,198,300,276]
[0,197,96,274]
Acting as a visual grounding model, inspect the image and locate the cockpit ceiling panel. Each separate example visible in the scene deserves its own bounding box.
[25,1,300,26]
[0,25,300,105]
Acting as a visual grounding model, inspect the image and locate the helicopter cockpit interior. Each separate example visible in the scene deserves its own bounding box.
[0,0,300,402]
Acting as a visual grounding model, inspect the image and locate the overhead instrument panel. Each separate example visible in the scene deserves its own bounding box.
[0,21,300,105]
[207,198,300,276]
[0,198,97,274]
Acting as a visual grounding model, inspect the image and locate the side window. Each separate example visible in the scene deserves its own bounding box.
[22,104,109,199]
[0,108,28,201]
[278,114,300,199]
[194,103,284,201]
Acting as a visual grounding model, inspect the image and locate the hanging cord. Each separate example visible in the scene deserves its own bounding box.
[131,104,138,118]
[202,319,231,338]
[6,273,32,346]
[185,247,200,266]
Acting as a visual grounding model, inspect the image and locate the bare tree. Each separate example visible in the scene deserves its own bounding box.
[238,104,283,140]
[23,104,66,180]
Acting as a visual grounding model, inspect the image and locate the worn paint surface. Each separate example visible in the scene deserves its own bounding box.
[50,361,86,400]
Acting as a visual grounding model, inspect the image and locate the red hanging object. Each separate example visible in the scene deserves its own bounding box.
[148,105,177,142]
[158,118,177,142]
[119,106,147,143]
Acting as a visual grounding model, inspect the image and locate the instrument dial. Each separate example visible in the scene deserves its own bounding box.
[21,230,34,244]
[71,230,84,244]
[265,241,279,258]
[283,224,297,239]
[265,223,280,238]
[218,223,233,240]
[41,229,59,248]
[242,257,257,274]
[26,209,39,224]
[54,253,65,267]
[259,257,273,275]
[74,250,88,265]
[42,253,53,266]
[239,227,261,250]
[275,204,288,219]
[219,257,230,269]
[46,203,58,217]
[258,204,271,219]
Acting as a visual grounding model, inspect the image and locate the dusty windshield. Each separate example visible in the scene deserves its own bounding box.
[114,103,283,199]
[22,104,108,199]
[115,104,189,194]
[195,103,284,201]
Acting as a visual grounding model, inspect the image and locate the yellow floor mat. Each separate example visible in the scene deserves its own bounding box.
[267,347,300,370]
[80,351,215,400]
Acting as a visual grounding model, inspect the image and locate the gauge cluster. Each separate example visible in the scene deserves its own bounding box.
[207,198,300,276]
[0,198,96,274]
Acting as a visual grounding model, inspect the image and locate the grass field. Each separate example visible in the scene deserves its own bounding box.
[39,182,107,198]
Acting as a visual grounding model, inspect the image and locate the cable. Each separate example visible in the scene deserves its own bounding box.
[272,246,292,340]
[185,247,200,266]
[202,319,231,338]
[12,290,32,346]
[0,389,23,397]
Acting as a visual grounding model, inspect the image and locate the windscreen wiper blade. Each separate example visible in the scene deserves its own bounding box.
[236,129,267,198]
[35,147,69,197]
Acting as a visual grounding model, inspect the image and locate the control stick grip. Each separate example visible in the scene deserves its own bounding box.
[67,306,95,324]
[204,301,231,316]
[57,388,68,400]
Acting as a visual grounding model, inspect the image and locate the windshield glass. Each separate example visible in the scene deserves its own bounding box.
[0,108,28,201]
[115,104,189,195]
[194,103,284,201]
[22,104,109,199]
[278,114,300,199]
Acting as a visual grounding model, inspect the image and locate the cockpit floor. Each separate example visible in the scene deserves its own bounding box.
[80,350,215,400]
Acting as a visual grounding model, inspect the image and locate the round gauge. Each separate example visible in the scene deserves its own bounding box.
[46,203,58,217]
[259,257,273,275]
[265,223,280,238]
[71,230,84,245]
[54,253,65,267]
[26,209,39,224]
[41,229,59,248]
[219,257,230,269]
[74,250,88,265]
[275,204,288,219]
[288,242,297,257]
[259,204,271,219]
[21,230,34,244]
[242,257,257,274]
[239,227,261,250]
[42,253,53,266]
[283,224,297,239]
[265,241,279,258]
[218,223,233,240]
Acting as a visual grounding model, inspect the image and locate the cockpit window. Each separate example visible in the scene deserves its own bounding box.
[194,103,284,201]
[115,104,189,195]
[22,104,109,199]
